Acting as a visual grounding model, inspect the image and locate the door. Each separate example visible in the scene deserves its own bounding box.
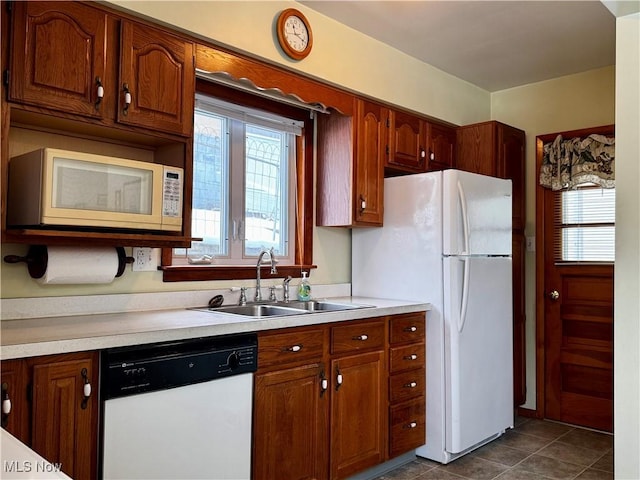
[541,185,614,432]
[387,110,426,172]
[443,256,513,453]
[443,170,512,256]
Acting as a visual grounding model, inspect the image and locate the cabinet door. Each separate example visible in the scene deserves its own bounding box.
[118,20,195,136]
[355,100,385,225]
[455,122,497,176]
[0,360,29,443]
[330,351,386,480]
[387,110,426,172]
[9,1,107,118]
[253,363,329,480]
[30,353,99,480]
[426,122,456,171]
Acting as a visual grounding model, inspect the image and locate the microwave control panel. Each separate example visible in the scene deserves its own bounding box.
[162,167,183,218]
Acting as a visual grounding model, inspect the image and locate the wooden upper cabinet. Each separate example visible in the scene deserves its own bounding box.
[316,98,384,227]
[496,123,526,231]
[8,2,194,138]
[426,122,456,171]
[354,100,386,226]
[9,1,108,119]
[386,110,426,173]
[118,20,195,136]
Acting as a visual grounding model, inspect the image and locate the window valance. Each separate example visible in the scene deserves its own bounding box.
[539,133,615,190]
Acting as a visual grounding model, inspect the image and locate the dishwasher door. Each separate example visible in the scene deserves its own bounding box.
[102,373,253,480]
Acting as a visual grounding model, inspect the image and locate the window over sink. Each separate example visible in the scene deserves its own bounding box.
[161,80,315,281]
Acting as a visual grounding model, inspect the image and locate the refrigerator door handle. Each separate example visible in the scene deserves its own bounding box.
[457,180,470,255]
[458,257,470,333]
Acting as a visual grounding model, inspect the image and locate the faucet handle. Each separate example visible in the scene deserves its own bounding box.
[238,287,247,306]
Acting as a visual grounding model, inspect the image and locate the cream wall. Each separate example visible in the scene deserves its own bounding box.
[491,66,616,409]
[0,0,490,299]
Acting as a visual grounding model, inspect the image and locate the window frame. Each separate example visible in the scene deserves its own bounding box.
[160,79,315,281]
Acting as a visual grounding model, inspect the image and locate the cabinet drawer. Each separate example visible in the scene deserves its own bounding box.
[331,320,385,355]
[258,328,325,368]
[389,343,425,374]
[389,397,426,458]
[389,312,426,345]
[389,368,425,403]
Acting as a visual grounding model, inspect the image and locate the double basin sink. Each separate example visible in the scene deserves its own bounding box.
[193,300,373,318]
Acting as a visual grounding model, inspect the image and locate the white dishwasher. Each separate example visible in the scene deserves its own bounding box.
[100,333,257,480]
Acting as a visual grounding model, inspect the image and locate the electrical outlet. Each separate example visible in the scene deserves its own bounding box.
[132,247,158,272]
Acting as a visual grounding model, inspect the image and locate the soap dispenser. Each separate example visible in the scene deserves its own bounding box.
[297,272,311,301]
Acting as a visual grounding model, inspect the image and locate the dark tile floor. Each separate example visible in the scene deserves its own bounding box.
[376,417,613,480]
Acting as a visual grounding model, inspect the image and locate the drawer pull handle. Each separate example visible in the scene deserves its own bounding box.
[352,334,368,341]
[95,77,104,109]
[285,345,302,352]
[336,367,343,391]
[403,354,419,361]
[403,326,418,332]
[404,381,418,388]
[404,421,418,429]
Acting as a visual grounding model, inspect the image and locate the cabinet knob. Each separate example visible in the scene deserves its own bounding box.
[95,77,104,109]
[81,368,91,410]
[352,334,368,341]
[285,345,302,352]
[403,325,418,332]
[404,381,418,388]
[320,371,328,397]
[335,367,343,391]
[403,354,418,361]
[123,83,132,116]
[404,421,418,429]
[359,195,366,214]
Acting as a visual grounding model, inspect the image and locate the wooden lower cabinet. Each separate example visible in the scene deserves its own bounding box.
[330,350,386,479]
[0,352,99,480]
[254,313,426,480]
[253,362,329,480]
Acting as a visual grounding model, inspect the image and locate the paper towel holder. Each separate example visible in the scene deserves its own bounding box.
[4,245,135,279]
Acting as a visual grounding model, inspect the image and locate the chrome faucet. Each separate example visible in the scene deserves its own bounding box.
[255,247,277,302]
[283,276,293,302]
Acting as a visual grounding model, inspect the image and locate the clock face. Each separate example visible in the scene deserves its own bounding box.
[284,15,309,52]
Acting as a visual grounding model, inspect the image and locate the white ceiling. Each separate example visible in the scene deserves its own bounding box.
[300,1,617,92]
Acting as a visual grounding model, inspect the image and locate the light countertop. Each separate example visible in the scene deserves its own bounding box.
[0,296,430,360]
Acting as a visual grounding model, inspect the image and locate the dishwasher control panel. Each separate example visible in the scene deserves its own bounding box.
[101,333,257,399]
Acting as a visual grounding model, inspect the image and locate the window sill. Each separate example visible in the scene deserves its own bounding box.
[160,264,317,282]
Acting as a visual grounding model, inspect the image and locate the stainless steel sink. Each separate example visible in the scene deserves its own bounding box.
[204,304,308,317]
[281,300,373,312]
[191,300,373,317]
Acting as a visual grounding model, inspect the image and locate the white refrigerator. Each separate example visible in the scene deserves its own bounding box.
[352,169,514,464]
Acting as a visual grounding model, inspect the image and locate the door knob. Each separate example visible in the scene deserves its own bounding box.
[548,290,560,301]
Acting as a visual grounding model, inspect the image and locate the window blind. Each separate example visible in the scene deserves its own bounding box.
[554,184,615,262]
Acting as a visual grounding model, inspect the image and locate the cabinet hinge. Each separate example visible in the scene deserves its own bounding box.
[385,145,390,155]
[386,118,390,128]
[6,1,12,14]
[3,70,9,88]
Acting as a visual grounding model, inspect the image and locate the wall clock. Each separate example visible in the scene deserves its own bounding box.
[276,8,313,60]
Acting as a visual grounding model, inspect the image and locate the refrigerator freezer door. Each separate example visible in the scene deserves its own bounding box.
[443,170,512,256]
[443,256,513,454]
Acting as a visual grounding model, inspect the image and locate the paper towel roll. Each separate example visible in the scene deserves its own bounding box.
[37,246,120,285]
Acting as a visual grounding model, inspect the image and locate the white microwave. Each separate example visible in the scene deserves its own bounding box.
[7,148,183,232]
